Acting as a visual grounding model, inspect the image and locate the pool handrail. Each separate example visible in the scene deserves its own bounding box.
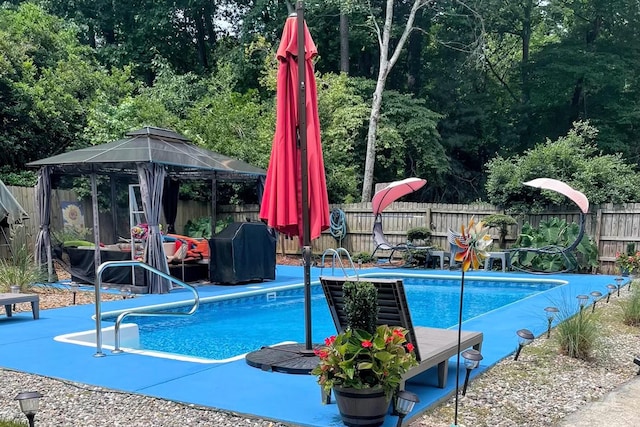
[320,247,359,279]
[94,260,199,357]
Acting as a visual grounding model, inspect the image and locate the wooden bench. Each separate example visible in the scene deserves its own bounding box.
[0,293,40,319]
[319,276,483,389]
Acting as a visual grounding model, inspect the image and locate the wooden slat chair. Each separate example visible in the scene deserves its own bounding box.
[319,276,483,389]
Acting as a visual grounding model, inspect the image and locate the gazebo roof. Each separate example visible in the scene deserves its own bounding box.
[27,127,265,180]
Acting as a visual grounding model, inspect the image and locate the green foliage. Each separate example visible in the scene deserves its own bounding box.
[0,244,45,292]
[511,218,598,272]
[405,227,433,266]
[375,90,445,184]
[483,214,516,249]
[351,252,375,264]
[555,306,599,360]
[486,122,640,212]
[403,248,431,268]
[343,281,378,334]
[483,214,517,229]
[622,286,640,327]
[183,216,233,238]
[2,0,639,207]
[316,73,369,203]
[311,325,418,399]
[0,3,117,169]
[0,169,37,187]
[0,420,27,427]
[615,252,640,275]
[52,226,93,246]
[406,227,432,244]
[188,62,272,170]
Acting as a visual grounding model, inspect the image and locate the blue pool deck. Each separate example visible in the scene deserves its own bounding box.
[0,265,629,427]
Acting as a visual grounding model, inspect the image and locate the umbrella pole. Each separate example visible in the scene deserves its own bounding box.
[297,0,313,353]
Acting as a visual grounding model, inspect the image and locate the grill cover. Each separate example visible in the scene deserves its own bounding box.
[209,222,276,284]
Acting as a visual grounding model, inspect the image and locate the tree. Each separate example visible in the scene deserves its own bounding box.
[485,121,640,213]
[315,73,370,203]
[0,3,115,176]
[360,0,432,202]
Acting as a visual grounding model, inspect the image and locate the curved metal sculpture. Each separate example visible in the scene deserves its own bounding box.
[510,178,590,273]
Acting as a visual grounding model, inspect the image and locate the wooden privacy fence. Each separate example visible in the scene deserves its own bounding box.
[5,185,640,274]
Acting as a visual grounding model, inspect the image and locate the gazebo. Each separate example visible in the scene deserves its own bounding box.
[27,127,266,293]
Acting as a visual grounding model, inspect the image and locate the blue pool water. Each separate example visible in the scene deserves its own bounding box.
[105,276,559,360]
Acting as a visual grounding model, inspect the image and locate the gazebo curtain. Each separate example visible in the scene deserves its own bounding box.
[162,177,180,234]
[34,166,53,280]
[137,163,171,293]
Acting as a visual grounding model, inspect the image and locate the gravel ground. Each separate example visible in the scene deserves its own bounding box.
[1,281,639,427]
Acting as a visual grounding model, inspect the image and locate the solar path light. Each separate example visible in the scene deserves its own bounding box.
[395,390,419,427]
[615,276,624,296]
[590,291,602,313]
[606,284,617,303]
[576,294,589,311]
[461,349,483,396]
[544,307,559,338]
[514,329,534,361]
[15,391,43,427]
[69,282,79,305]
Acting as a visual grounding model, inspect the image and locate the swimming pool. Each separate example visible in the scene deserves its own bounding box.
[99,274,563,361]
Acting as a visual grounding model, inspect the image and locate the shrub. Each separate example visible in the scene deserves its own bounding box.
[483,214,516,249]
[183,216,233,238]
[485,121,640,212]
[622,285,640,326]
[351,252,376,264]
[511,218,598,272]
[555,307,599,359]
[403,248,430,267]
[406,227,431,244]
[343,281,378,333]
[0,244,45,292]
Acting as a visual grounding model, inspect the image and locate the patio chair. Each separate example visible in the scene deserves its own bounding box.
[319,276,483,390]
[507,177,589,274]
[372,216,431,267]
[372,218,410,259]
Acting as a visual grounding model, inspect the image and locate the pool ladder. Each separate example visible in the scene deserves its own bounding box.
[93,260,200,357]
[319,247,359,279]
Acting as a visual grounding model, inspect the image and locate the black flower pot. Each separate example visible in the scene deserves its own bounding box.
[332,385,391,427]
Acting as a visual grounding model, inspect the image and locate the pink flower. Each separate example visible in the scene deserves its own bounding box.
[314,349,329,359]
[406,343,415,352]
[325,335,336,346]
[393,329,404,338]
[361,340,372,348]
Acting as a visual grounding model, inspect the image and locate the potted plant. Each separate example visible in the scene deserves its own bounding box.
[311,281,418,427]
[615,250,640,277]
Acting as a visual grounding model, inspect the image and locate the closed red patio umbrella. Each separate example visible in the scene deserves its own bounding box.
[259,12,330,244]
[255,3,329,363]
